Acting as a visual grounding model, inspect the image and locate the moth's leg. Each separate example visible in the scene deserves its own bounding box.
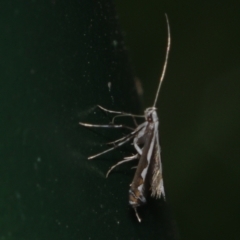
[81,123,143,150]
[133,134,145,155]
[98,105,144,118]
[79,122,134,131]
[106,122,146,147]
[133,140,142,155]
[80,123,146,160]
[134,207,141,222]
[111,114,140,127]
[111,115,138,126]
[106,134,135,145]
[106,154,138,178]
[97,105,143,129]
[133,122,148,155]
[106,126,143,146]
[124,155,139,160]
[87,134,135,160]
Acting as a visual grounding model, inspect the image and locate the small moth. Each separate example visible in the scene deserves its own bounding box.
[79,14,171,222]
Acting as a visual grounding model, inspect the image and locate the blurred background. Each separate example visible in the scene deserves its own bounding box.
[114,0,240,239]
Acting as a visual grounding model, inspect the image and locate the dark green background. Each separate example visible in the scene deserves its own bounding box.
[115,1,240,240]
[1,0,239,240]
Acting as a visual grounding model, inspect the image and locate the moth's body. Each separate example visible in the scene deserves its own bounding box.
[79,14,170,222]
[128,108,165,216]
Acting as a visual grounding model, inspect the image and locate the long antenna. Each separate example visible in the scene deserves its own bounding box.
[153,14,171,107]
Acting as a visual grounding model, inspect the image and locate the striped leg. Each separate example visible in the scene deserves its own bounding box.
[98,105,144,127]
[106,154,139,178]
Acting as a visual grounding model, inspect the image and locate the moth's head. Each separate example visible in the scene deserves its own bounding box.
[144,107,158,123]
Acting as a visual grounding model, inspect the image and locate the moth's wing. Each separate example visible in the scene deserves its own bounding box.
[150,124,165,199]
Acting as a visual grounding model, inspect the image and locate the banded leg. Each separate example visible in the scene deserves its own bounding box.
[106,123,145,145]
[111,114,139,127]
[88,134,136,160]
[98,105,143,127]
[133,127,148,156]
[79,122,134,131]
[81,121,147,160]
[106,154,138,178]
[98,105,144,118]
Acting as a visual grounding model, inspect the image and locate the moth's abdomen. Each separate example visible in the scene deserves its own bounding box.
[129,188,146,208]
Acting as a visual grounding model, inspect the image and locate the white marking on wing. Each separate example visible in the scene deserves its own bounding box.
[141,167,148,180]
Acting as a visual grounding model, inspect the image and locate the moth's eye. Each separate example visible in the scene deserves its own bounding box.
[147,116,152,122]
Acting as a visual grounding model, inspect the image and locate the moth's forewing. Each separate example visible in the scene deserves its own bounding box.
[129,122,155,207]
[149,125,165,199]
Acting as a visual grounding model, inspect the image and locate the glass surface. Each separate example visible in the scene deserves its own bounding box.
[0,1,178,239]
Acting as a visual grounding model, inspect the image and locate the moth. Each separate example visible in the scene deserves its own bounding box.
[79,14,171,222]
